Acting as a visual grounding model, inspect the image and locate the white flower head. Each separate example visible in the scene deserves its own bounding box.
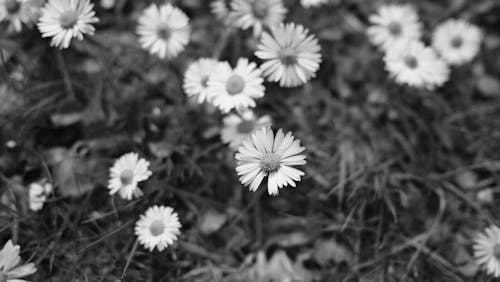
[235,127,307,195]
[210,0,235,24]
[432,19,482,66]
[37,0,99,49]
[135,205,181,252]
[137,3,190,60]
[0,240,37,281]
[256,23,322,87]
[221,109,272,150]
[107,152,152,200]
[300,0,328,8]
[0,0,34,32]
[383,40,450,90]
[473,225,500,277]
[367,4,422,51]
[28,180,53,211]
[183,58,221,104]
[208,58,265,113]
[231,0,286,36]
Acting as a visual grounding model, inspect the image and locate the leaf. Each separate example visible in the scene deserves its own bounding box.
[198,209,227,235]
[313,239,354,266]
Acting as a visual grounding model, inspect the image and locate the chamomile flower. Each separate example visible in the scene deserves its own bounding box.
[300,0,328,8]
[367,4,422,51]
[28,180,53,211]
[235,127,307,195]
[432,19,482,66]
[183,58,220,103]
[0,240,37,281]
[107,152,152,200]
[0,0,36,32]
[221,110,272,149]
[255,23,322,87]
[135,205,181,252]
[210,0,234,24]
[384,40,449,90]
[137,3,190,60]
[208,58,265,113]
[231,0,286,36]
[37,0,99,49]
[473,225,500,277]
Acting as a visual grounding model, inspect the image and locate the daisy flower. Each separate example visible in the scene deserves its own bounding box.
[231,0,286,36]
[28,180,53,211]
[367,4,422,51]
[255,23,322,87]
[235,127,307,195]
[473,225,500,277]
[0,240,37,281]
[383,40,449,90]
[208,58,265,113]
[135,205,181,252]
[432,19,482,66]
[107,152,152,200]
[37,0,98,49]
[183,58,220,103]
[300,0,328,8]
[137,3,190,60]
[210,0,234,24]
[0,0,35,32]
[221,109,272,149]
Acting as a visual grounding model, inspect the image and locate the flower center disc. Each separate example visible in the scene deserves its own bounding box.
[5,0,20,14]
[237,120,255,133]
[388,21,402,36]
[261,153,280,173]
[451,36,463,48]
[404,55,418,69]
[225,74,245,95]
[200,75,209,88]
[252,0,268,19]
[156,23,171,40]
[149,220,165,236]
[279,49,297,66]
[119,169,134,186]
[59,10,79,29]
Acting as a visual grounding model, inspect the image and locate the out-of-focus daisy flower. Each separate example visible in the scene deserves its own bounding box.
[432,19,482,66]
[28,180,53,211]
[100,0,114,10]
[210,0,234,24]
[137,3,190,59]
[256,23,321,87]
[473,225,500,277]
[367,4,422,51]
[183,58,220,104]
[0,240,37,281]
[135,205,181,252]
[221,110,272,149]
[300,0,328,8]
[235,127,306,195]
[107,152,152,200]
[0,0,36,32]
[231,0,286,36]
[384,41,449,90]
[208,58,265,113]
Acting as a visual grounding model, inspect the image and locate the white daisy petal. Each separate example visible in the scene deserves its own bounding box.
[473,225,500,278]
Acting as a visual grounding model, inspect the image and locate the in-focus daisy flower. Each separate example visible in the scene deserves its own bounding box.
[256,23,322,87]
[37,0,99,49]
[300,0,328,8]
[183,58,220,104]
[473,225,500,277]
[208,58,265,113]
[107,152,152,200]
[210,0,234,24]
[235,127,307,195]
[384,40,449,90]
[221,110,272,149]
[28,180,53,211]
[135,205,181,252]
[231,0,286,36]
[0,240,37,281]
[367,4,422,51]
[432,19,482,66]
[0,0,35,32]
[137,3,190,59]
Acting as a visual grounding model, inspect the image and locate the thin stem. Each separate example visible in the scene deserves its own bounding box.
[54,49,76,99]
